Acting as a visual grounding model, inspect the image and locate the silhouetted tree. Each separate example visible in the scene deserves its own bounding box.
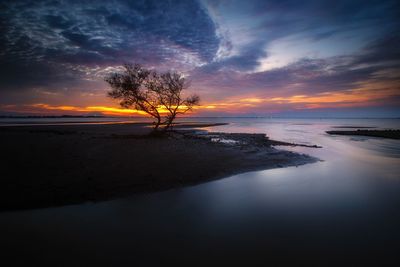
[105,64,200,132]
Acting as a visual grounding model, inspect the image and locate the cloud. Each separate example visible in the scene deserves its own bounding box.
[202,0,399,72]
[0,0,399,115]
[0,0,219,91]
[190,34,400,106]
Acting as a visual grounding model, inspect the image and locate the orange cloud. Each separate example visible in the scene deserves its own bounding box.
[203,81,400,111]
[28,104,148,116]
[25,103,210,116]
[2,79,399,116]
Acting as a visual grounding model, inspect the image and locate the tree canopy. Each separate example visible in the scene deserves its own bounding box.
[105,64,200,131]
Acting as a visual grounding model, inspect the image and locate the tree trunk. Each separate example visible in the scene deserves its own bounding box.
[164,114,176,132]
[154,116,161,131]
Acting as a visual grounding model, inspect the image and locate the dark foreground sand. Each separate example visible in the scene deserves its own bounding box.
[0,123,316,211]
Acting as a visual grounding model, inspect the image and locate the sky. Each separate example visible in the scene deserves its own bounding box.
[0,0,399,117]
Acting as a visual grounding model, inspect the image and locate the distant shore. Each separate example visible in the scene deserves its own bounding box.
[327,129,400,139]
[0,122,317,211]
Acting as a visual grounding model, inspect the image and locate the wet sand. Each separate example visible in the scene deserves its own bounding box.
[0,123,316,211]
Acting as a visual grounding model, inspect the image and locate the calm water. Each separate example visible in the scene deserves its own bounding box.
[1,118,400,265]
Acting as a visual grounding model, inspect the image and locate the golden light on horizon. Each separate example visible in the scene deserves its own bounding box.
[3,80,398,116]
[25,103,215,116]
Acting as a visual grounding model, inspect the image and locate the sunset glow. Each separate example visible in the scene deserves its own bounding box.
[0,0,399,117]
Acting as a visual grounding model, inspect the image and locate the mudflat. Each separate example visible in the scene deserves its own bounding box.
[0,123,316,211]
[326,129,400,139]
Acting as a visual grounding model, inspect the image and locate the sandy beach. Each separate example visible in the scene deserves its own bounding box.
[0,122,316,211]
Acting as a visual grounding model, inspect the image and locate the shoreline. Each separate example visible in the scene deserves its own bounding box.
[0,122,318,211]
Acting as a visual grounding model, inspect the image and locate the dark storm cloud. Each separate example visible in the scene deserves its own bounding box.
[186,0,400,104]
[0,0,399,114]
[199,41,268,73]
[192,34,400,100]
[44,15,74,29]
[0,0,219,91]
[204,0,399,72]
[354,34,400,65]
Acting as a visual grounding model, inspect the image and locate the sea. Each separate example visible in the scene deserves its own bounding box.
[1,117,399,265]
